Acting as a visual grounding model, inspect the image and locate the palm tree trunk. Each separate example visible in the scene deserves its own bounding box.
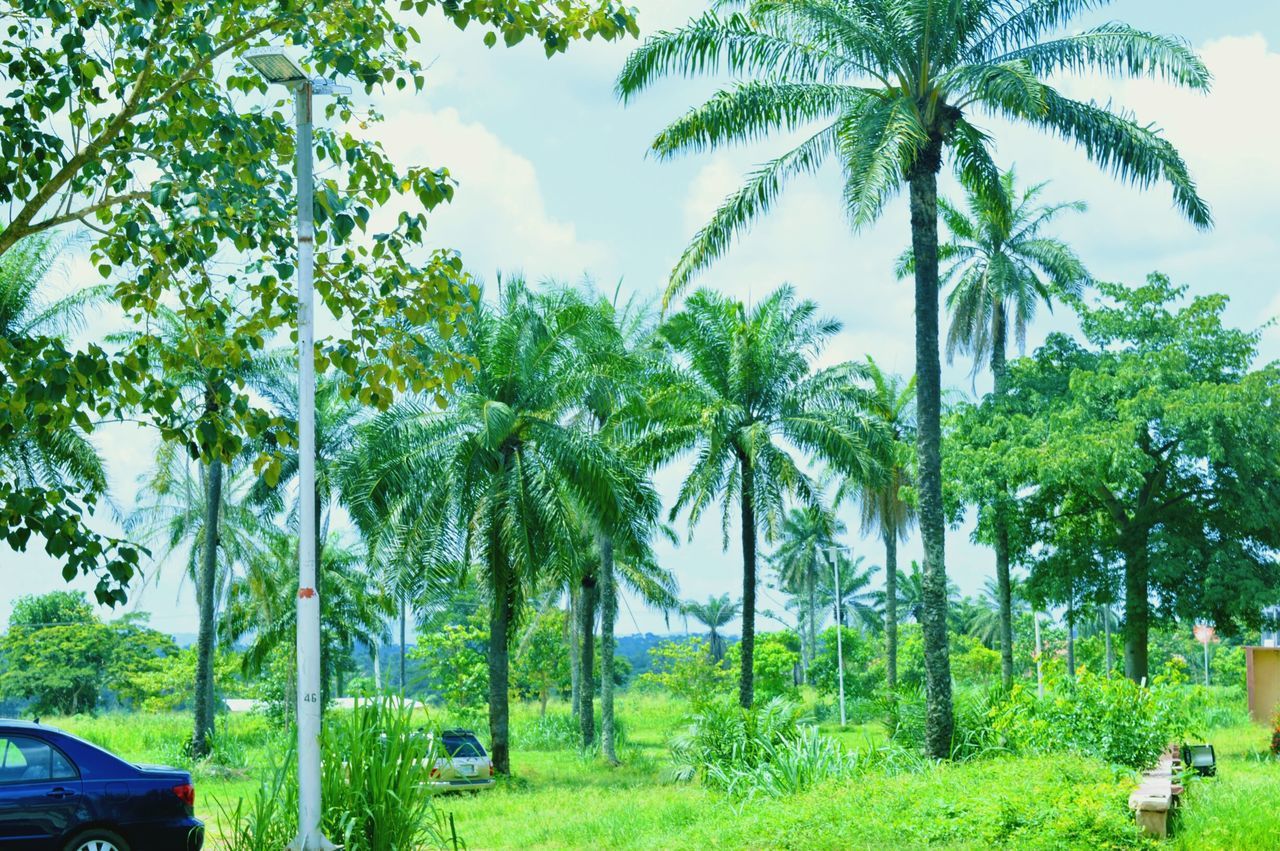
[738,453,757,709]
[192,454,222,758]
[578,572,597,748]
[1103,605,1114,678]
[399,596,407,696]
[806,560,817,684]
[567,587,581,716]
[599,534,619,765]
[371,639,382,691]
[1121,526,1151,683]
[884,530,898,691]
[991,307,1015,691]
[488,532,512,775]
[908,147,954,759]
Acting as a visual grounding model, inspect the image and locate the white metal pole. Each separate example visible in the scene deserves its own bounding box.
[291,80,332,851]
[831,549,846,728]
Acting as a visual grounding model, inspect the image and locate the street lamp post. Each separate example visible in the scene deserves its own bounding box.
[822,545,849,728]
[244,47,346,851]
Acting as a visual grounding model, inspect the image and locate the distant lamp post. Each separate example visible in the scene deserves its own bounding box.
[1194,623,1216,688]
[244,46,347,851]
[822,545,850,727]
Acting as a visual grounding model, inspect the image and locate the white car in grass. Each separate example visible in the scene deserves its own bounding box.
[426,729,495,792]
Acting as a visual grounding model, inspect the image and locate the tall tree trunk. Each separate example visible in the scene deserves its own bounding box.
[192,455,223,758]
[567,587,581,717]
[488,535,512,775]
[371,640,382,691]
[599,535,619,765]
[806,563,817,685]
[399,596,407,696]
[1103,605,1114,678]
[1121,526,1151,683]
[738,454,757,709]
[1066,598,1076,678]
[990,306,1015,691]
[1033,611,1044,698]
[908,146,954,759]
[884,530,899,691]
[578,572,597,748]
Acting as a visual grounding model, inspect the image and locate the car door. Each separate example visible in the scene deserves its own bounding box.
[0,735,84,846]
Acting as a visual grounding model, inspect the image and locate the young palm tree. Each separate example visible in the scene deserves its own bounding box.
[771,504,845,678]
[618,0,1211,757]
[220,530,393,704]
[900,170,1087,688]
[0,235,106,495]
[127,443,266,751]
[649,285,881,707]
[682,594,742,662]
[967,575,1029,648]
[817,553,882,632]
[892,560,960,625]
[342,280,657,774]
[835,357,916,690]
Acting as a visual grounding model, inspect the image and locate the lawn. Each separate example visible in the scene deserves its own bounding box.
[49,694,1280,850]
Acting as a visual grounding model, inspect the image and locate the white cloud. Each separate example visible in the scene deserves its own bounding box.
[370,105,610,283]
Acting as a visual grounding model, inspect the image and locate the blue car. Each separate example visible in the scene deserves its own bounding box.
[0,720,203,851]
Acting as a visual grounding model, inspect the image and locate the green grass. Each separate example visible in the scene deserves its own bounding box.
[45,696,1280,850]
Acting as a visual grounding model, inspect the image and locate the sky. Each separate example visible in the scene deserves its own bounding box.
[6,1,1280,642]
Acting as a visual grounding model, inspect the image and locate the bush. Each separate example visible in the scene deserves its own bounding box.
[512,710,628,751]
[991,670,1191,769]
[217,697,454,851]
[1272,710,1280,758]
[637,637,734,704]
[724,632,800,702]
[669,695,871,800]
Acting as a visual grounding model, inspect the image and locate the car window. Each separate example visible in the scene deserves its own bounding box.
[442,736,485,758]
[0,736,78,784]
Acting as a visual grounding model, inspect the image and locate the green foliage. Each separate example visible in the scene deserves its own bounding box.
[950,634,1003,686]
[668,695,807,787]
[638,637,734,705]
[511,608,572,710]
[810,626,881,702]
[991,669,1192,769]
[410,619,488,710]
[725,632,799,702]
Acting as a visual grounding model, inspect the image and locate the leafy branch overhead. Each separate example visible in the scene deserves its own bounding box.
[0,0,640,603]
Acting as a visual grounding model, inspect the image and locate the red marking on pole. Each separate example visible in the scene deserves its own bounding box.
[299,587,316,599]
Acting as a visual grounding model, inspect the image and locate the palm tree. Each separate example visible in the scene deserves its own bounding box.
[220,530,393,705]
[114,305,270,756]
[648,286,881,707]
[835,357,916,691]
[893,560,959,625]
[127,443,266,748]
[0,234,106,495]
[967,575,1029,648]
[342,280,657,775]
[901,170,1087,688]
[682,594,741,662]
[817,553,882,633]
[770,504,845,680]
[618,0,1211,758]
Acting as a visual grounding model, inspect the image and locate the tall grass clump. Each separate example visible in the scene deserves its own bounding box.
[669,696,871,800]
[217,697,456,851]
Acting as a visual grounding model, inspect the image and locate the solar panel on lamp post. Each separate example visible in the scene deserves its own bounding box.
[244,46,344,851]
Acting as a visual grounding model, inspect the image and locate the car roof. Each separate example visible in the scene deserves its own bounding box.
[441,728,480,738]
[0,719,59,732]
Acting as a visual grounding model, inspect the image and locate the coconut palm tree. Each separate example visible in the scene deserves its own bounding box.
[682,594,742,662]
[618,0,1211,758]
[647,285,881,707]
[900,170,1087,688]
[771,504,845,678]
[0,234,106,495]
[342,280,657,775]
[835,357,916,690]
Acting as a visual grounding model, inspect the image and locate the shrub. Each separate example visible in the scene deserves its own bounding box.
[512,710,628,751]
[669,695,872,800]
[724,632,800,702]
[217,697,454,851]
[991,669,1191,769]
[637,637,734,704]
[1272,710,1280,758]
